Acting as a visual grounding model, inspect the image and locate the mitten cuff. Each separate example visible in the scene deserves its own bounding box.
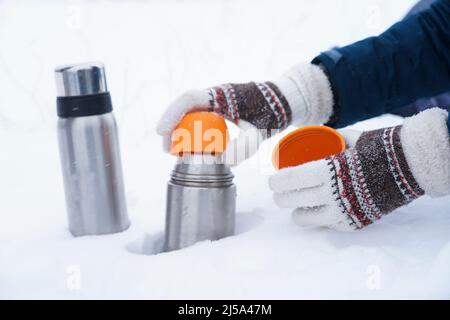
[401,108,450,198]
[274,62,334,126]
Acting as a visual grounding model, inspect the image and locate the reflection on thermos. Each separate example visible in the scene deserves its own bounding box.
[55,62,129,237]
[164,155,236,251]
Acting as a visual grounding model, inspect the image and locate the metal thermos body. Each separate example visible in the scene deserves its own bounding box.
[55,62,129,236]
[164,156,236,251]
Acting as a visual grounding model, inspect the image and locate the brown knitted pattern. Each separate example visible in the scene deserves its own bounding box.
[327,126,424,230]
[208,82,292,136]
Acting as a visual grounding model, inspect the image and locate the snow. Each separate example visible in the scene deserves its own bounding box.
[1,0,449,299]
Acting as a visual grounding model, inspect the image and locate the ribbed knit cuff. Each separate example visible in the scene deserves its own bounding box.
[401,108,450,198]
[274,63,334,127]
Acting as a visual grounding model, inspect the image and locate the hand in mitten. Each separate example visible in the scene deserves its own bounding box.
[157,63,333,164]
[269,108,450,231]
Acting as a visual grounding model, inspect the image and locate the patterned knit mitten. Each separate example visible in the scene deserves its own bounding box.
[269,108,450,231]
[157,63,333,164]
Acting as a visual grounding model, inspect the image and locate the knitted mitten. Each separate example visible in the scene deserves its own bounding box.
[208,82,292,134]
[269,108,450,231]
[157,63,333,163]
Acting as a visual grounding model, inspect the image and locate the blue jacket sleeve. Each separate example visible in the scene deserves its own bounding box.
[313,0,450,130]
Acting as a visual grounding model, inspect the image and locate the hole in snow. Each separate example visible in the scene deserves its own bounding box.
[126,210,265,256]
[126,231,165,256]
[235,209,265,234]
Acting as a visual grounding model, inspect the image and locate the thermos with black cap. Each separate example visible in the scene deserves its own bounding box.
[55,62,129,236]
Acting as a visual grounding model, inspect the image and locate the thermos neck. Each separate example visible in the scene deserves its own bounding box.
[171,154,234,188]
[176,153,225,165]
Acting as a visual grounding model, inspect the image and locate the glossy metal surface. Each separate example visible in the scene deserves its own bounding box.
[55,62,108,97]
[164,156,236,251]
[57,113,129,236]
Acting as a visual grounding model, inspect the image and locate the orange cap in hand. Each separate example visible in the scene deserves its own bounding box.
[170,112,229,156]
[273,125,346,170]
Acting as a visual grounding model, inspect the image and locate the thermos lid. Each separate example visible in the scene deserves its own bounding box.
[170,112,229,156]
[55,62,108,97]
[272,126,346,170]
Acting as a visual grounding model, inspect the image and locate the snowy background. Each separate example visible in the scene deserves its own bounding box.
[1,0,449,299]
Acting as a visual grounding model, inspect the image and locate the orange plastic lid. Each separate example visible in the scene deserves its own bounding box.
[273,125,346,170]
[170,112,229,156]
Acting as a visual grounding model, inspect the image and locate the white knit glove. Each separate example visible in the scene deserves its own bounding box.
[269,108,450,231]
[157,63,333,164]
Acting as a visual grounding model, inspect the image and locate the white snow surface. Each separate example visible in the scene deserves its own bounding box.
[1,0,450,299]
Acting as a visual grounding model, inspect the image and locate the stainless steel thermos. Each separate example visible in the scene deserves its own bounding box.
[163,112,237,251]
[55,62,130,237]
[55,64,234,246]
[164,156,236,251]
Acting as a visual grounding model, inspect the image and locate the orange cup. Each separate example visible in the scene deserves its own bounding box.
[170,112,229,156]
[272,125,346,170]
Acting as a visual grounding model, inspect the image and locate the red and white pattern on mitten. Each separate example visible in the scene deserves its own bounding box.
[208,81,292,136]
[269,108,450,232]
[157,63,334,158]
[327,126,424,230]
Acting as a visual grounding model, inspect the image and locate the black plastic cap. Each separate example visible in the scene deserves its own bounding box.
[57,92,113,118]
